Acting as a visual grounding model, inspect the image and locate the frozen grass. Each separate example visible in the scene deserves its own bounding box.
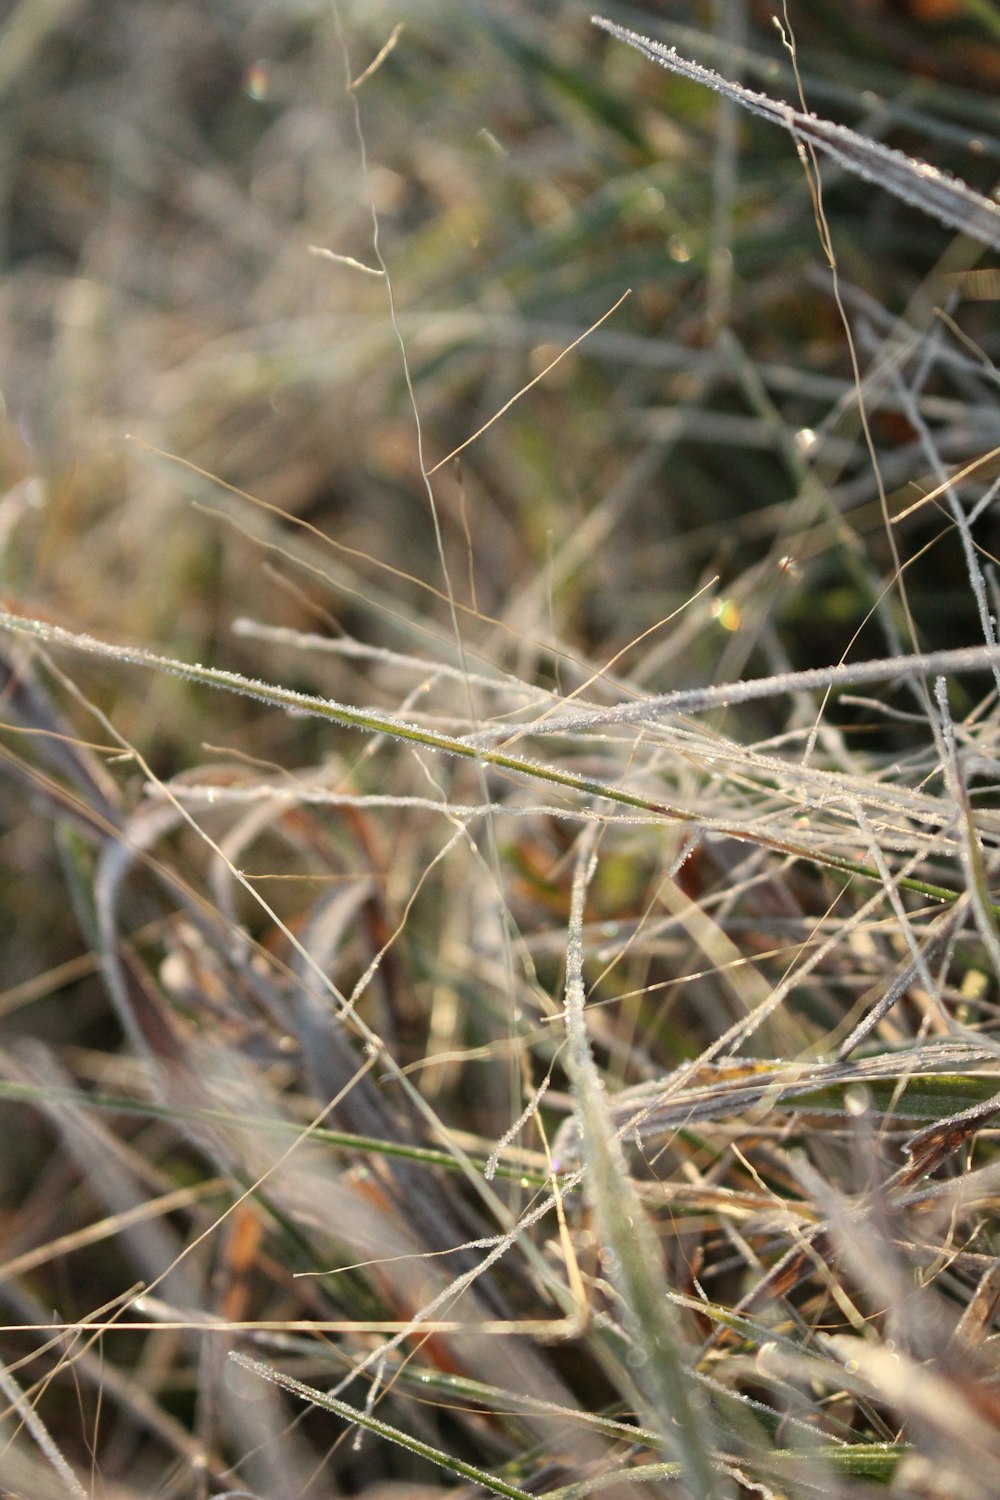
[4,2,1000,1497]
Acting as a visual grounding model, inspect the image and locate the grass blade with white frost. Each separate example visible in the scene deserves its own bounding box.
[592,16,1000,251]
[559,825,731,1500]
[4,609,1000,915]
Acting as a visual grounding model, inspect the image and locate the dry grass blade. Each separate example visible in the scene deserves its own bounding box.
[5,4,1000,1496]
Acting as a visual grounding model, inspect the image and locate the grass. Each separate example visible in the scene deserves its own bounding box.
[3,1,1000,1496]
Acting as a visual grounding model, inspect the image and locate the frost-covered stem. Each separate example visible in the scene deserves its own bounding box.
[561,825,730,1500]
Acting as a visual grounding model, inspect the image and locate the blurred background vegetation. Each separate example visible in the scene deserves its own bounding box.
[7,0,1000,694]
[4,0,1000,1495]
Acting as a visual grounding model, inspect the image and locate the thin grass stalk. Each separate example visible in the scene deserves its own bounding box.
[231,1353,537,1500]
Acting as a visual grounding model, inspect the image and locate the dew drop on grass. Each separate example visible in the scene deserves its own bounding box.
[711,597,741,632]
[845,1084,871,1117]
[244,61,271,100]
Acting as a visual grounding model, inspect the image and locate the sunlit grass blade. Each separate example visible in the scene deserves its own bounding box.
[592,16,1000,250]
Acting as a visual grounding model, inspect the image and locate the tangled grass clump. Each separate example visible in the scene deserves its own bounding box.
[3,4,1000,1497]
